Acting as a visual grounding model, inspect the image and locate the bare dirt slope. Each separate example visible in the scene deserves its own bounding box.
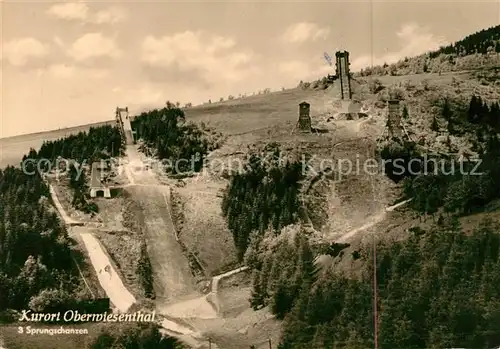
[172,176,237,276]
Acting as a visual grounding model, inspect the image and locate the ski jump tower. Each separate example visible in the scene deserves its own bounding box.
[115,106,135,145]
[386,100,403,138]
[335,51,352,100]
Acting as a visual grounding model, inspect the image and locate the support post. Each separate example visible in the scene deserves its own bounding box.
[373,233,378,349]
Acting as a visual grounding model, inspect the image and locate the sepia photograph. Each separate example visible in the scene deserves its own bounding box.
[1,0,500,348]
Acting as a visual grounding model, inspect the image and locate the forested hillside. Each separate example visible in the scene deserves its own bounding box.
[0,125,124,316]
[430,25,500,57]
[20,125,123,214]
[380,94,500,216]
[32,125,123,163]
[244,208,500,348]
[221,143,305,260]
[132,103,224,174]
[247,227,315,319]
[0,166,87,314]
[274,219,500,349]
[359,25,500,76]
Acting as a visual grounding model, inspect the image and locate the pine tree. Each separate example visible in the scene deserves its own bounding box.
[442,99,453,122]
[401,105,409,119]
[250,270,268,310]
[447,119,455,134]
[446,135,452,152]
[271,280,293,319]
[258,256,273,304]
[468,95,481,123]
[431,116,439,131]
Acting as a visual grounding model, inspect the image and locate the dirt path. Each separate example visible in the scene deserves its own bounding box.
[334,198,413,243]
[48,184,83,226]
[159,295,217,320]
[211,266,249,293]
[158,265,249,321]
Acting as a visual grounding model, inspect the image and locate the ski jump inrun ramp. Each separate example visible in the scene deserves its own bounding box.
[116,107,135,146]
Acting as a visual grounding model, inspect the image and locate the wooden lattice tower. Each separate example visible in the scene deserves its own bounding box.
[387,100,402,138]
[335,51,352,100]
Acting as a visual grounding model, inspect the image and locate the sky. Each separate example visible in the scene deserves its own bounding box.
[1,0,499,138]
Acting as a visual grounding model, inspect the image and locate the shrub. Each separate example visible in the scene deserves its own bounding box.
[136,243,155,299]
[368,78,384,93]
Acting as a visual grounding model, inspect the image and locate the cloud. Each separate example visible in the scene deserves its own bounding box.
[142,63,212,89]
[46,2,126,24]
[2,38,50,66]
[278,60,309,78]
[93,7,128,24]
[47,64,75,78]
[46,2,88,21]
[66,33,121,61]
[141,31,258,86]
[207,36,236,53]
[281,22,330,43]
[127,86,164,105]
[53,36,65,48]
[46,64,108,79]
[351,23,446,71]
[278,59,333,82]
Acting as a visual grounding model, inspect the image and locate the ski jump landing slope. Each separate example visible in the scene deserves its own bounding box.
[79,230,136,312]
[124,130,134,146]
[126,184,196,302]
[124,146,196,303]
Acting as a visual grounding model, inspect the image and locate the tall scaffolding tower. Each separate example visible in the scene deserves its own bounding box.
[335,51,352,100]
